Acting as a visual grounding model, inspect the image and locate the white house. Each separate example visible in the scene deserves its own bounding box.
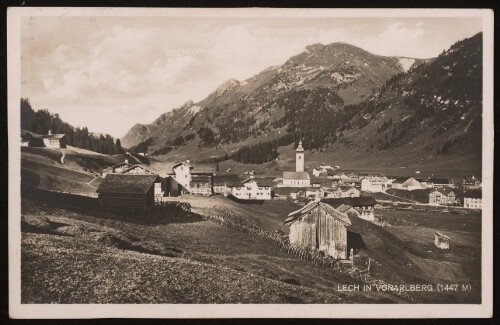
[428,188,456,206]
[463,190,481,209]
[312,168,324,177]
[312,164,333,177]
[172,161,193,190]
[360,176,392,192]
[40,130,67,148]
[230,178,272,200]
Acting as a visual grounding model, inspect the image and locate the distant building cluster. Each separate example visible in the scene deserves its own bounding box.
[21,129,67,148]
[91,137,482,216]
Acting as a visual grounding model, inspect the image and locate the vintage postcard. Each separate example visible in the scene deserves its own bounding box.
[8,7,493,318]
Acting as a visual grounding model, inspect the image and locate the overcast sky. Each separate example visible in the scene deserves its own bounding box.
[21,15,482,138]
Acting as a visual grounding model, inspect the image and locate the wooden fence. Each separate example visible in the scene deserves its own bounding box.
[181,201,417,303]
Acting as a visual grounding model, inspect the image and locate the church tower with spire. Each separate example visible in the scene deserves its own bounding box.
[296,141,304,172]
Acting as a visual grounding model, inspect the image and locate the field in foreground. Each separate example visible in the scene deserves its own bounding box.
[21,199,400,304]
[168,196,481,303]
[21,194,481,304]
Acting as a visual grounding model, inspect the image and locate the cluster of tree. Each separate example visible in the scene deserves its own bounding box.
[436,133,467,155]
[197,127,217,147]
[151,145,174,156]
[150,132,196,156]
[231,135,293,164]
[129,137,153,153]
[172,135,185,147]
[275,87,362,150]
[215,107,257,144]
[21,98,124,155]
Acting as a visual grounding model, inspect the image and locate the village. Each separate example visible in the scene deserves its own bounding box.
[21,129,482,263]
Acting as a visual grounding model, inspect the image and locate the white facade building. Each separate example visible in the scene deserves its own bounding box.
[172,162,193,190]
[360,176,392,192]
[231,178,272,200]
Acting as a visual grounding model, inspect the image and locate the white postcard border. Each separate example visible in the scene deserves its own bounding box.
[7,7,494,319]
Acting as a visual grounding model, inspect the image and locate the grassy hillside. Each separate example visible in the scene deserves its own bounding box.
[179,196,481,303]
[21,146,128,196]
[21,199,397,304]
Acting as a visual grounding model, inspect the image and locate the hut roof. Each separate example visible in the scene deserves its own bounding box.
[322,197,377,208]
[213,174,243,186]
[463,189,482,199]
[107,161,134,170]
[285,201,351,226]
[435,231,450,240]
[310,178,331,184]
[39,134,66,139]
[273,187,302,195]
[97,174,159,195]
[427,178,450,184]
[336,204,355,213]
[121,165,154,174]
[172,161,193,170]
[21,129,41,140]
[283,171,310,180]
[431,188,456,196]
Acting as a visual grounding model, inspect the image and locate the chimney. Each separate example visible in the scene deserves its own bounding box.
[186,159,190,164]
[125,159,129,164]
[48,130,52,135]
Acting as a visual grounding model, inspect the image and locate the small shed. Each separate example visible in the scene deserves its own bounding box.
[96,174,160,214]
[285,201,352,259]
[434,231,450,249]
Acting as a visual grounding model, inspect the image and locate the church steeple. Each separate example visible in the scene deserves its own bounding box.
[296,141,304,172]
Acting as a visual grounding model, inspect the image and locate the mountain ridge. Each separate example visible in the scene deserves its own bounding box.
[122,33,482,175]
[122,40,424,148]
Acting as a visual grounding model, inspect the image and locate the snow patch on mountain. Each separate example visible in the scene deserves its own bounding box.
[189,105,201,114]
[398,57,416,72]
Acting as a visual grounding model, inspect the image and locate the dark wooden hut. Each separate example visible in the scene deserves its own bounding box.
[285,200,352,259]
[96,174,160,214]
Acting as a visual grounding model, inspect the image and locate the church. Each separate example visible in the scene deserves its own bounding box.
[279,141,311,187]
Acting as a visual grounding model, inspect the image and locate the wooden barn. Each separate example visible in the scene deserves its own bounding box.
[434,231,450,250]
[284,200,352,259]
[190,173,214,196]
[96,174,160,214]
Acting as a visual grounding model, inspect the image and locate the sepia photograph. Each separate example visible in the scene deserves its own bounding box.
[7,7,493,318]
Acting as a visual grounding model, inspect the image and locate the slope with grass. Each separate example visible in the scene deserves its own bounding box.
[167,196,481,303]
[21,146,135,196]
[21,200,398,304]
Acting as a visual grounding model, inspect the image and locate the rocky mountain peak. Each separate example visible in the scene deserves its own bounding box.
[213,79,240,96]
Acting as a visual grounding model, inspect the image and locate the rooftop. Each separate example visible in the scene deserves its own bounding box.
[283,171,310,180]
[97,174,159,195]
[285,201,351,226]
[463,189,482,199]
[322,197,377,208]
